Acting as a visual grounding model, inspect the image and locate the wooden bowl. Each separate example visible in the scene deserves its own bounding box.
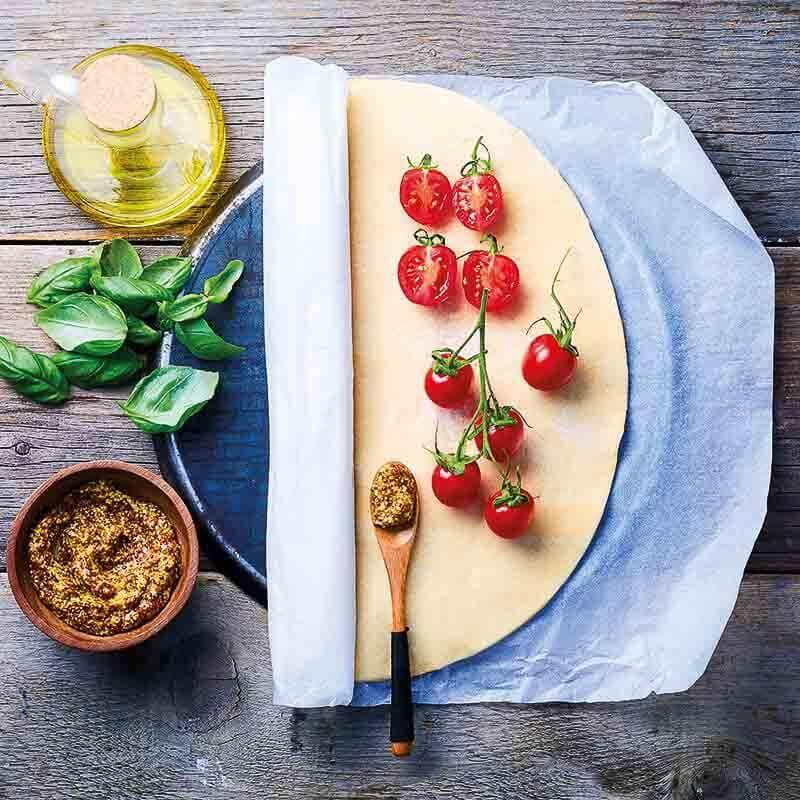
[6,460,199,652]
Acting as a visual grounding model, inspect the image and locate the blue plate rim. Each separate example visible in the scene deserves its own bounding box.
[155,161,268,607]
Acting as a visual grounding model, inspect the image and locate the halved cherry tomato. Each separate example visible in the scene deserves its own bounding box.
[400,153,452,226]
[462,234,520,312]
[425,349,474,408]
[523,253,581,391]
[522,334,577,391]
[475,407,525,460]
[398,229,458,306]
[485,479,534,539]
[432,461,481,508]
[452,136,503,232]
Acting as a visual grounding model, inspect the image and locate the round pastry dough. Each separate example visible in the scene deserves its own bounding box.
[348,79,628,681]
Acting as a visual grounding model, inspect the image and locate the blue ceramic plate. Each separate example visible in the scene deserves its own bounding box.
[156,163,267,605]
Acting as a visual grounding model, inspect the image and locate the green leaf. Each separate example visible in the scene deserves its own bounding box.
[0,336,69,404]
[203,259,244,304]
[158,293,208,326]
[94,239,143,278]
[27,256,96,307]
[126,315,162,348]
[175,318,245,361]
[90,273,173,316]
[52,347,145,389]
[120,366,219,433]
[140,256,193,296]
[35,293,128,356]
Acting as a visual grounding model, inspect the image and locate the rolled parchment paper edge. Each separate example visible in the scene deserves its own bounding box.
[264,56,355,707]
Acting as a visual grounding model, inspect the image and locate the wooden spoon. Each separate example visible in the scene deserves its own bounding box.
[370,462,419,758]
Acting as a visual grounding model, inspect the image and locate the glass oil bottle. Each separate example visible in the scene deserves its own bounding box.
[1,45,226,228]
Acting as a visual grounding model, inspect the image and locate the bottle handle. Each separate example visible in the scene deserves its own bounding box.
[0,55,80,107]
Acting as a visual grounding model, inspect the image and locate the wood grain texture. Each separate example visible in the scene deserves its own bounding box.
[0,5,795,796]
[0,243,789,571]
[0,572,798,798]
[3,0,800,242]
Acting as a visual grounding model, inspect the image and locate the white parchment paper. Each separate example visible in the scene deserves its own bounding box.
[263,57,354,707]
[264,59,774,707]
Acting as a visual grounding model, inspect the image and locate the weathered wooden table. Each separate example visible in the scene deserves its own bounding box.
[1,3,797,797]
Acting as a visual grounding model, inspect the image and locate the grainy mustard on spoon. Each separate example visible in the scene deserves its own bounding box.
[370,462,419,757]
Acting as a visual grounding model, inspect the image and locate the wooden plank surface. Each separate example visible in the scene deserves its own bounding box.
[1,3,796,797]
[2,1,800,242]
[0,243,790,570]
[0,572,798,798]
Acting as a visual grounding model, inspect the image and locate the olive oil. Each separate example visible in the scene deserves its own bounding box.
[41,45,225,228]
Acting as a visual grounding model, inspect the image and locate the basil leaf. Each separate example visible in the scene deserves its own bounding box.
[52,346,145,389]
[27,256,96,307]
[90,273,173,315]
[0,336,69,405]
[159,294,208,326]
[120,366,219,433]
[140,256,193,296]
[94,239,143,278]
[126,315,162,348]
[175,318,245,361]
[35,293,128,356]
[203,260,244,304]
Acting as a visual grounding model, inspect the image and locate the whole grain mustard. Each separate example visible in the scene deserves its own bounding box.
[370,462,418,530]
[27,480,181,636]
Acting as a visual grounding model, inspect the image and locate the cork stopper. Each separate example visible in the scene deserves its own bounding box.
[78,54,156,132]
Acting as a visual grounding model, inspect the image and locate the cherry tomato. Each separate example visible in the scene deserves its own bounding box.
[475,407,525,460]
[522,334,577,391]
[425,350,474,408]
[484,488,535,539]
[462,234,520,311]
[398,229,458,306]
[523,256,580,391]
[432,461,482,508]
[399,153,452,226]
[452,136,504,232]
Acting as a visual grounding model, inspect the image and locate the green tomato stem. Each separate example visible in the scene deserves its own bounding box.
[453,289,496,464]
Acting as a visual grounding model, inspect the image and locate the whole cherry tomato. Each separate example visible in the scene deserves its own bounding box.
[452,136,504,232]
[462,234,520,312]
[424,349,474,408]
[475,406,525,460]
[523,255,581,391]
[484,475,534,539]
[399,153,452,226]
[432,460,482,508]
[398,229,458,306]
[522,334,577,391]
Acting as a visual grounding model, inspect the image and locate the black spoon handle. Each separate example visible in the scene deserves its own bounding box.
[390,629,414,755]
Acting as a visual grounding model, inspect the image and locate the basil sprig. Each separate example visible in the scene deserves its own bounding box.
[120,366,219,433]
[9,241,244,432]
[156,260,244,328]
[0,336,69,405]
